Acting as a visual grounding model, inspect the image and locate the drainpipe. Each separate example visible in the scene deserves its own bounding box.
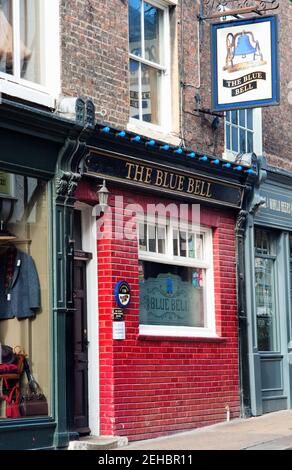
[236,157,267,419]
[235,208,252,418]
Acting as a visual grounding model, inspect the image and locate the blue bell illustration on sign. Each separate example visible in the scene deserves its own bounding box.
[224,30,266,73]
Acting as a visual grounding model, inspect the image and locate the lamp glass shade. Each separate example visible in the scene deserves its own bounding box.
[97,180,109,212]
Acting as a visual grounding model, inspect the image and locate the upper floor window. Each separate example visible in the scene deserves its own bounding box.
[128,0,171,130]
[0,0,60,107]
[224,108,262,160]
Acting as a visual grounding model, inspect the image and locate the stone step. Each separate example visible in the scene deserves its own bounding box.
[68,436,128,451]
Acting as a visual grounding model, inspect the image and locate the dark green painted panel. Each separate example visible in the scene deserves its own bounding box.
[0,422,56,450]
[0,127,61,177]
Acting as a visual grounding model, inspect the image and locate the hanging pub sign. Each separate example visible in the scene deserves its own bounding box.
[211,16,279,111]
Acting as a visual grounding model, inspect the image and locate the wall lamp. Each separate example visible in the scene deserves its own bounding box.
[96,180,109,215]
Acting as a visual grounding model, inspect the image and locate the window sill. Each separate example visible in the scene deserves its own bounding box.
[138,334,227,343]
[127,121,181,146]
[0,78,56,109]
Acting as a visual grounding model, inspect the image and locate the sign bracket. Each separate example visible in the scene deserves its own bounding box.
[200,1,279,21]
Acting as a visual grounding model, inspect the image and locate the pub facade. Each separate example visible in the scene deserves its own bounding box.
[73,124,257,441]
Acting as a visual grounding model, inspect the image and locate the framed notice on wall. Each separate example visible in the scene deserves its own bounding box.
[211,15,279,111]
[0,172,15,198]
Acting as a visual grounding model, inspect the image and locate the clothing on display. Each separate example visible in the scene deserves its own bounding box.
[0,243,40,319]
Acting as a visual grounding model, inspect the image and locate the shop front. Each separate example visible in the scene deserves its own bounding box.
[244,160,292,417]
[0,99,89,449]
[75,125,257,441]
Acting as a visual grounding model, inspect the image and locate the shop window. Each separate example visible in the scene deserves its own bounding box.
[128,0,171,130]
[255,229,279,352]
[0,172,50,420]
[224,108,262,161]
[138,220,215,337]
[0,0,60,107]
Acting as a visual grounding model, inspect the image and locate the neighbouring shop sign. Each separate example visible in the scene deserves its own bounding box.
[85,152,244,209]
[256,183,292,230]
[211,16,279,111]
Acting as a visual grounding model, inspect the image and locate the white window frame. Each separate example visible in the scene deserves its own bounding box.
[223,108,263,161]
[138,218,216,338]
[128,0,172,134]
[0,0,60,108]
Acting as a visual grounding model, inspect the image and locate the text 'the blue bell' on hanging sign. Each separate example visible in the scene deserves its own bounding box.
[211,15,279,111]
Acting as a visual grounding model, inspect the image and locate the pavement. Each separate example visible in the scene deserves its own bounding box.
[121,411,292,450]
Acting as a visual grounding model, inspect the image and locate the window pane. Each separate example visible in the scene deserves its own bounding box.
[188,234,195,258]
[247,109,253,129]
[148,224,156,252]
[157,226,166,254]
[232,126,238,152]
[129,60,140,119]
[139,262,206,327]
[0,173,50,419]
[141,64,160,125]
[255,229,272,255]
[139,223,147,251]
[239,109,246,127]
[20,0,42,84]
[240,129,246,153]
[179,231,187,257]
[225,111,230,123]
[173,229,179,256]
[144,2,162,64]
[0,0,13,75]
[247,131,253,153]
[129,0,142,57]
[196,234,204,259]
[255,257,277,351]
[231,110,238,125]
[225,124,231,150]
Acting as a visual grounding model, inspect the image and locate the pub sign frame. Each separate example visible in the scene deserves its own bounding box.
[211,15,279,112]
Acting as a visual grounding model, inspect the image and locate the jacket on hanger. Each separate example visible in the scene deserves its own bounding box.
[0,248,40,319]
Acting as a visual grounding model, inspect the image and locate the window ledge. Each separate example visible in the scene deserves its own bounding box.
[0,78,56,109]
[127,121,181,147]
[138,334,227,343]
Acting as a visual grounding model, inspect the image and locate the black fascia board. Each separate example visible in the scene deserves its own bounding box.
[88,124,257,187]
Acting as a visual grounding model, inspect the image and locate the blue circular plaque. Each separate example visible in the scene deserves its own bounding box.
[115,281,131,309]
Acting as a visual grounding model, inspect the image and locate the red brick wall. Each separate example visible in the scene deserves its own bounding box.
[98,188,240,441]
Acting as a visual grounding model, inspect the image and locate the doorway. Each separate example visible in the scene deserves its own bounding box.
[247,228,292,415]
[70,209,93,435]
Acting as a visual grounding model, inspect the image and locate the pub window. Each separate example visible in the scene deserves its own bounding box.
[0,0,59,107]
[0,172,50,420]
[128,0,171,129]
[138,220,216,337]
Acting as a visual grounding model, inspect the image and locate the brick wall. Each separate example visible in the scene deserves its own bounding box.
[262,1,292,170]
[60,1,292,169]
[60,0,223,156]
[60,0,129,128]
[98,188,239,441]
